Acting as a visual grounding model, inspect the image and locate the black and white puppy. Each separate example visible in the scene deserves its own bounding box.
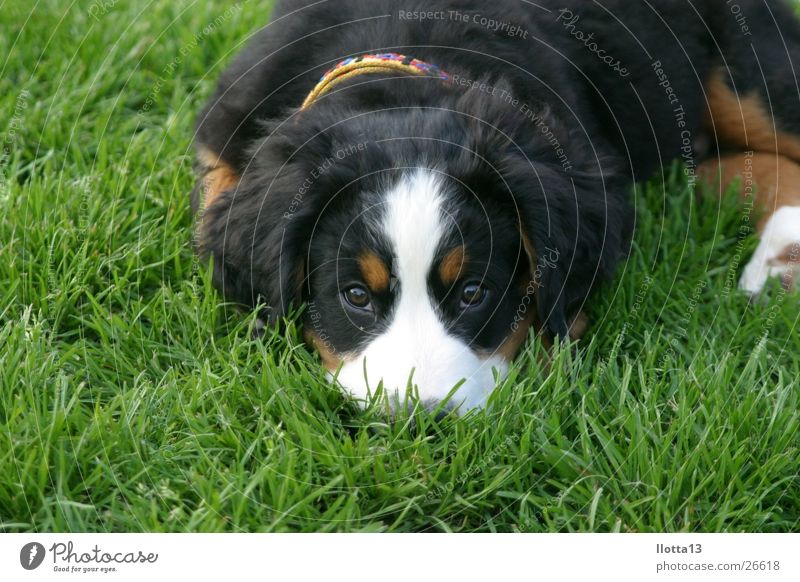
[193,0,800,413]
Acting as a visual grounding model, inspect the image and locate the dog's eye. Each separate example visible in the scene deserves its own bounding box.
[343,285,372,310]
[460,282,487,309]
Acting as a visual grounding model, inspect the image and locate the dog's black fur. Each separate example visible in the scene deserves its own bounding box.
[195,0,800,341]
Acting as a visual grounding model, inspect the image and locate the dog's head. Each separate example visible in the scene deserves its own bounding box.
[198,77,632,413]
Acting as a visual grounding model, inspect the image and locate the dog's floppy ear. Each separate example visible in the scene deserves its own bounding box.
[196,143,311,325]
[457,85,633,342]
[512,162,633,341]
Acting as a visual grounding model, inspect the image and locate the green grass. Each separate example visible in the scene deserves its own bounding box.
[1,0,799,532]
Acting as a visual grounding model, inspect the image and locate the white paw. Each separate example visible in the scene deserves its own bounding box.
[739,206,800,295]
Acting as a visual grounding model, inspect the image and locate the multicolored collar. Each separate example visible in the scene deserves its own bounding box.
[300,53,452,110]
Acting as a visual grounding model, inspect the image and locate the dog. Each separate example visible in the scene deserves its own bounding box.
[192,0,800,414]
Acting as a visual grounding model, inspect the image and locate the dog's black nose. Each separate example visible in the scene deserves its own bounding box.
[421,399,454,421]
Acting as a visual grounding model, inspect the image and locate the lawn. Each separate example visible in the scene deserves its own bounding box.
[1,0,798,532]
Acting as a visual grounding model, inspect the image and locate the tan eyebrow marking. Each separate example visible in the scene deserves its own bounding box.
[439,246,467,285]
[358,251,390,293]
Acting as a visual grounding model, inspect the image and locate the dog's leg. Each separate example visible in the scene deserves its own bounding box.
[698,68,800,294]
[698,0,800,295]
[698,152,800,293]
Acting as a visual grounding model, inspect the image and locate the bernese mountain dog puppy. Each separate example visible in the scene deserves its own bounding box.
[193,0,800,414]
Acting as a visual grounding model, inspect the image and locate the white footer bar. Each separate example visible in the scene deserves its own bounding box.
[1,533,797,581]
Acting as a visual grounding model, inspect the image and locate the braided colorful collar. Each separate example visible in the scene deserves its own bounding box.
[300,53,452,110]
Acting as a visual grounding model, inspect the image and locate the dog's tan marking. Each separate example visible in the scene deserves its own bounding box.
[568,310,589,341]
[770,242,800,266]
[706,70,800,163]
[698,151,800,231]
[304,329,348,372]
[292,262,307,299]
[492,308,564,363]
[496,312,535,361]
[439,246,467,286]
[198,147,239,209]
[771,241,800,292]
[358,251,390,293]
[520,231,538,276]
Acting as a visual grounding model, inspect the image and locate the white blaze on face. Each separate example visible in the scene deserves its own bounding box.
[334,169,507,412]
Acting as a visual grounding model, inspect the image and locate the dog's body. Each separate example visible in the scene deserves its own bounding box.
[194,0,800,413]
